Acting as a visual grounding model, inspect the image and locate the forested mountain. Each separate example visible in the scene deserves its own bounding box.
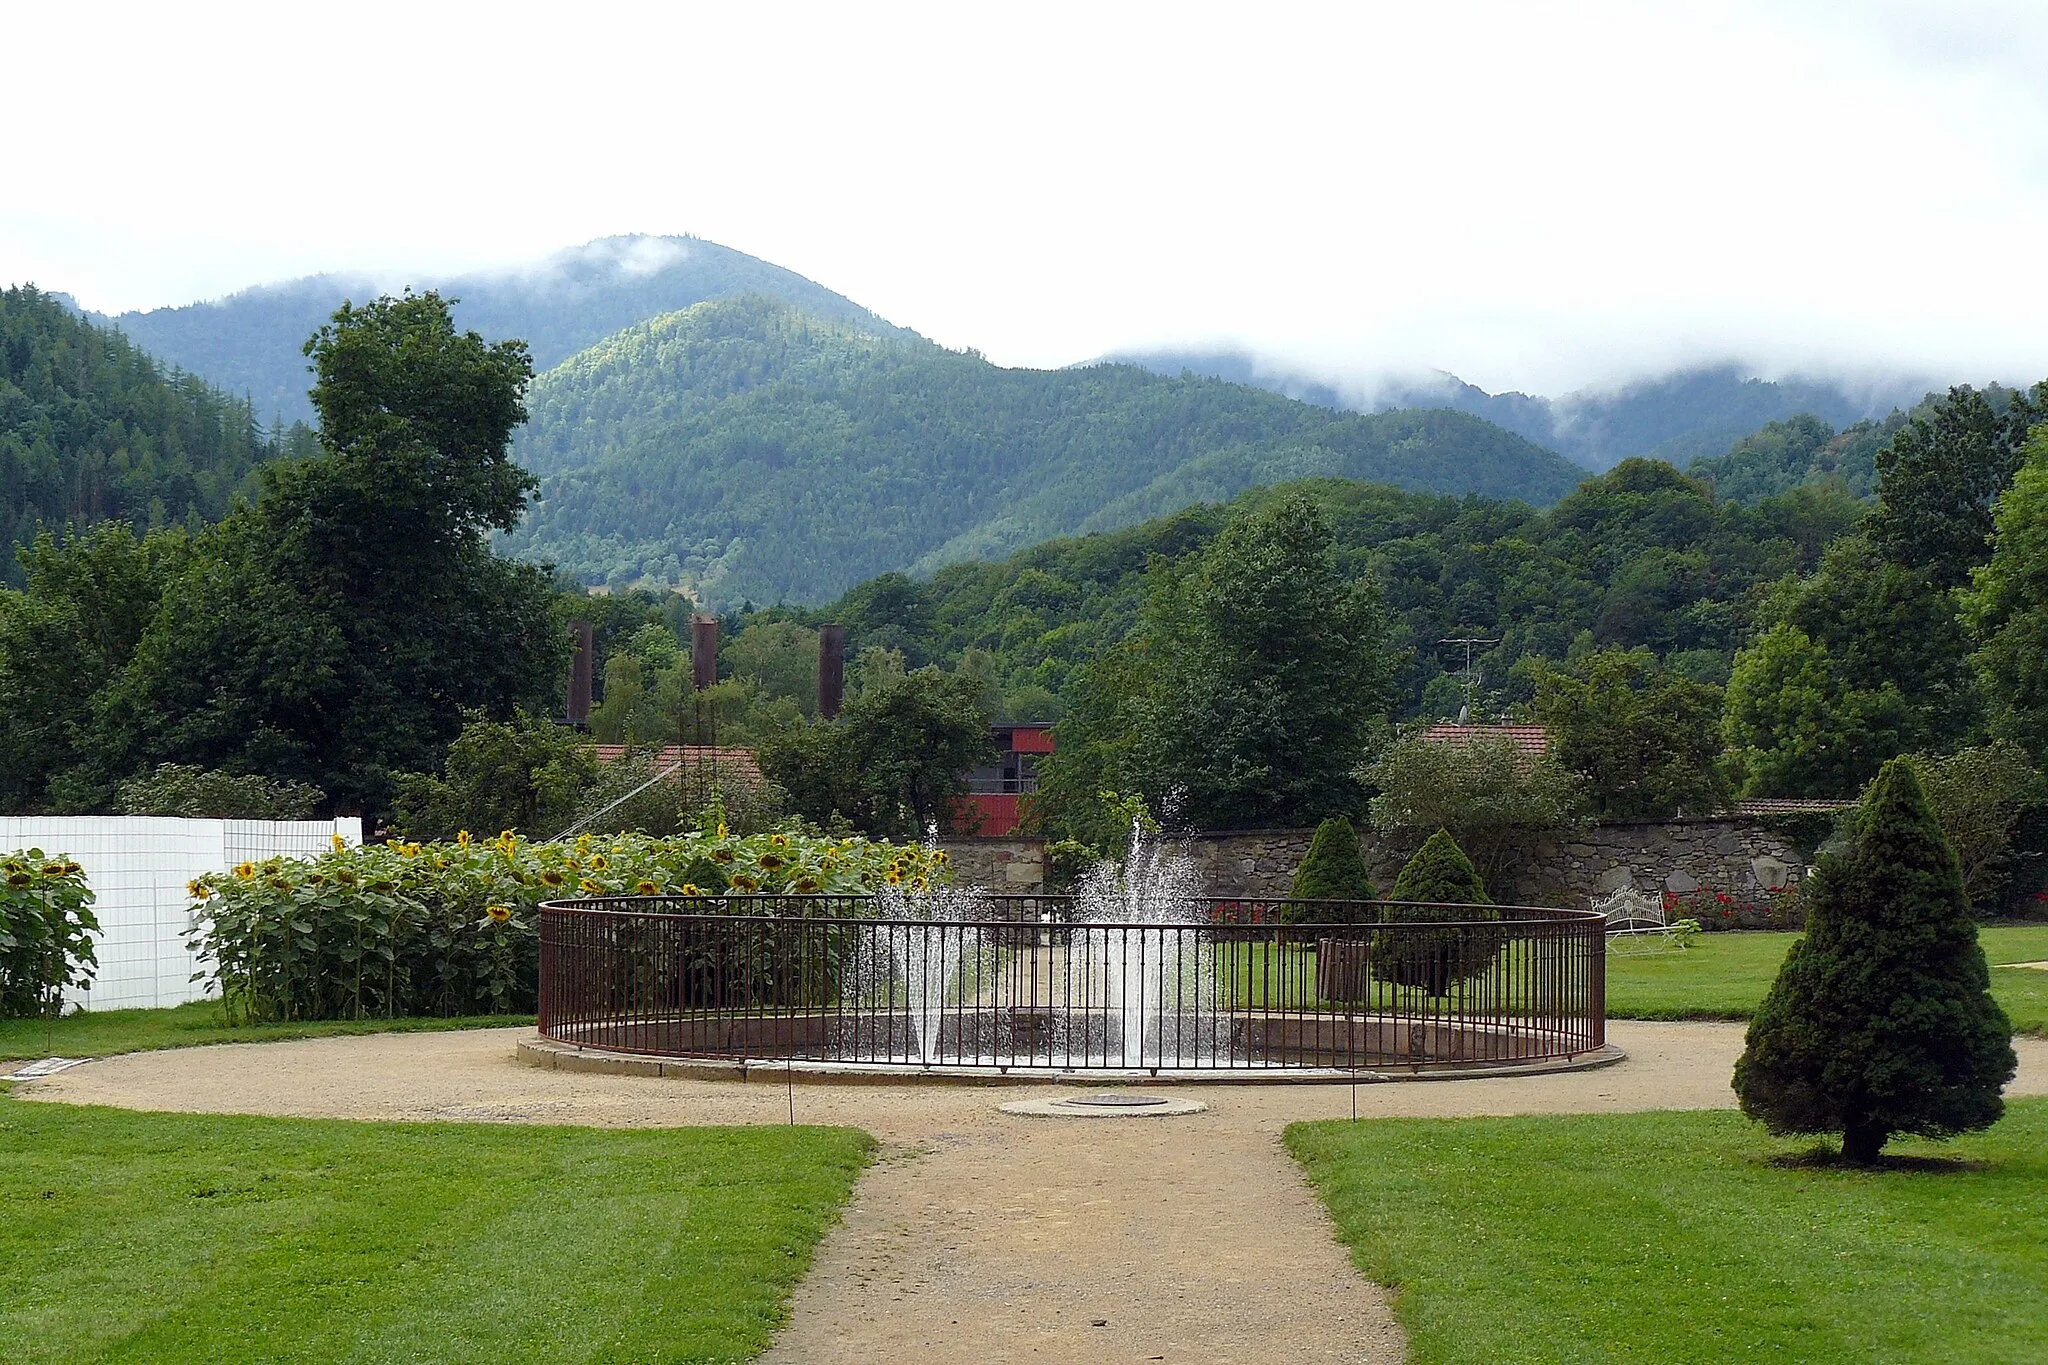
[1113,350,1927,472]
[101,236,911,426]
[0,285,297,585]
[793,458,1864,720]
[500,296,1589,605]
[1686,413,1899,504]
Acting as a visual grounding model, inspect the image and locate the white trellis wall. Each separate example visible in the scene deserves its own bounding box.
[0,817,362,1011]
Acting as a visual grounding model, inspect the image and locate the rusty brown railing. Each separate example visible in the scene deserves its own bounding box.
[537,896,1605,1073]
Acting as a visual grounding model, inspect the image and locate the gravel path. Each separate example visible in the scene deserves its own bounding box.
[21,1025,2048,1365]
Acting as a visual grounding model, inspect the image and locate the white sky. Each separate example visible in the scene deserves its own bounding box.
[6,0,2047,396]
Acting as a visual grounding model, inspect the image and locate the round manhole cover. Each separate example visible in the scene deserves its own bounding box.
[1063,1093,1170,1108]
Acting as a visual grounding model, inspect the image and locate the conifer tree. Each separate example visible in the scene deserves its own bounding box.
[1734,759,2016,1163]
[1283,816,1376,924]
[1376,829,1500,995]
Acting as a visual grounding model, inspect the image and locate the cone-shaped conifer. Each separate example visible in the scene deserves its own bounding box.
[1377,829,1501,994]
[1733,758,2016,1163]
[1283,816,1376,924]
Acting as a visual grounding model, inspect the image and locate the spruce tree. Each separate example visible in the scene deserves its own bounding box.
[1283,816,1377,925]
[1733,759,2016,1163]
[1377,829,1501,995]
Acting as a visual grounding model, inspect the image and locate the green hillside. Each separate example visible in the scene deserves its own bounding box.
[502,296,1589,605]
[799,458,1864,718]
[1,285,295,584]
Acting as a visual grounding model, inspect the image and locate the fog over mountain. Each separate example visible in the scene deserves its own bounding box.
[1108,349,1937,473]
[95,236,911,426]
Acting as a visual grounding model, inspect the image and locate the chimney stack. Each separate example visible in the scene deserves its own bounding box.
[691,616,719,692]
[819,624,845,720]
[566,620,594,726]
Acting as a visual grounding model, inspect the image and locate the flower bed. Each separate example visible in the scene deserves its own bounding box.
[1663,885,1805,931]
[188,827,948,1022]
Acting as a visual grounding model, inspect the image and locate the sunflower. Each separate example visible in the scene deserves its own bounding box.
[883,868,903,885]
[756,853,786,870]
[40,862,67,877]
[727,873,759,892]
[334,869,358,887]
[186,879,210,899]
[232,862,256,880]
[768,833,790,849]
[634,880,660,896]
[331,832,346,853]
[6,870,33,889]
[578,878,604,894]
[456,830,473,847]
[539,868,567,888]
[589,855,608,871]
[485,904,512,923]
[710,848,736,865]
[792,875,822,894]
[680,883,703,897]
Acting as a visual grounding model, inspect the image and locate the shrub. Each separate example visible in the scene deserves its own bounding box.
[187,827,949,1022]
[1374,829,1501,996]
[1365,730,1583,884]
[1733,759,2017,1163]
[1283,817,1377,925]
[390,711,598,841]
[0,850,99,1018]
[116,765,326,819]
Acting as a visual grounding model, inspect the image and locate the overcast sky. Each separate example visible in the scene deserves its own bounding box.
[7,1,2047,396]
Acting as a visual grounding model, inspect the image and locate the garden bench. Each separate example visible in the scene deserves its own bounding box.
[1593,886,1688,954]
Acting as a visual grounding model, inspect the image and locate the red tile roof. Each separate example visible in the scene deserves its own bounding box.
[1419,723,1552,756]
[1733,797,1853,816]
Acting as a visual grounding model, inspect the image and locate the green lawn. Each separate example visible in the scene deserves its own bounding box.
[0,1092,869,1363]
[1289,1099,2048,1365]
[1607,925,2048,1034]
[0,1001,535,1061]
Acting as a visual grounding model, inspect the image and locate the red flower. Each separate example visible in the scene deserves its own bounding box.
[1714,892,1733,904]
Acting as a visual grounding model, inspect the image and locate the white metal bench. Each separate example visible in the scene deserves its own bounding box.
[1593,886,1690,954]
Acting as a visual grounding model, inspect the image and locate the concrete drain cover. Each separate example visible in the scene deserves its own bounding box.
[999,1092,1209,1119]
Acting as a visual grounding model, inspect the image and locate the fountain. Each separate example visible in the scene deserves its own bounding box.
[1065,817,1207,1067]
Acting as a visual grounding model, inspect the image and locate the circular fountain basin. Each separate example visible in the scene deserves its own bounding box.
[999,1092,1209,1119]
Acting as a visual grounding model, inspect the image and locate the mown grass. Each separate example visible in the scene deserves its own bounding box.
[1607,925,2048,1034]
[0,1092,870,1363]
[0,1000,535,1061]
[1288,1099,2048,1365]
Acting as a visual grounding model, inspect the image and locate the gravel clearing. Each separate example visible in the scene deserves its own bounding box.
[22,1024,2048,1364]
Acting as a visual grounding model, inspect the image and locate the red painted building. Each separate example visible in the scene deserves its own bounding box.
[952,722,1054,836]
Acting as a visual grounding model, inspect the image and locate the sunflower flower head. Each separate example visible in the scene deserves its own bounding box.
[232,862,256,880]
[486,904,512,923]
[456,830,472,847]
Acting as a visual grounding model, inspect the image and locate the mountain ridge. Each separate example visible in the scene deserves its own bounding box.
[95,235,912,425]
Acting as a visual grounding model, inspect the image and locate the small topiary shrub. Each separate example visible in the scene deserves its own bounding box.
[1374,829,1501,996]
[1734,759,2017,1163]
[1283,817,1377,925]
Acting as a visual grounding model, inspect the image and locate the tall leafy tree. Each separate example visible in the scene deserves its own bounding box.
[91,293,566,814]
[1965,427,2048,758]
[1524,648,1728,818]
[1869,384,2041,591]
[1722,623,1901,798]
[1041,494,1392,832]
[1733,759,2015,1163]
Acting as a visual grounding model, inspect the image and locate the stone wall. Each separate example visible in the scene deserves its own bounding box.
[943,819,1812,914]
[936,838,1046,892]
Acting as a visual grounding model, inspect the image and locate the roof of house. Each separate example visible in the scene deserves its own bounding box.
[590,745,764,786]
[1419,723,1552,756]
[1732,797,1854,816]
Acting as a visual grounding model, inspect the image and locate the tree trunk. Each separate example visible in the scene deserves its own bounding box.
[1841,1121,1887,1165]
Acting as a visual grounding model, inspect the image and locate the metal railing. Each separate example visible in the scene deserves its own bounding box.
[538,895,1605,1073]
